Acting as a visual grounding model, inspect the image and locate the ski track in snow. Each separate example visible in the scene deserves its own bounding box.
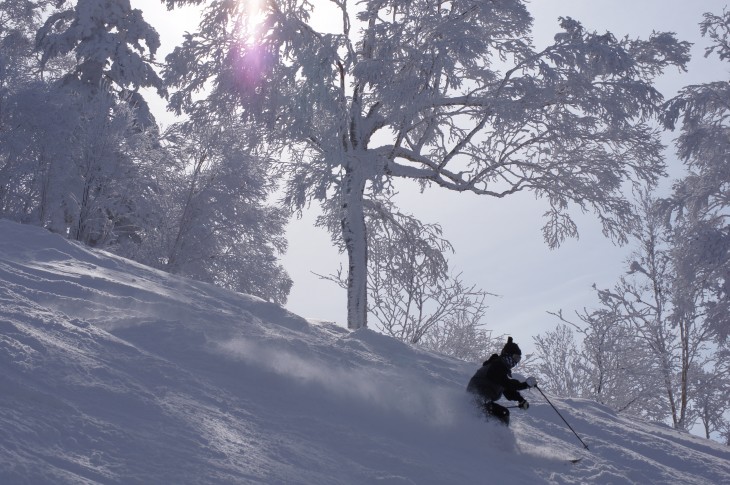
[1,220,729,484]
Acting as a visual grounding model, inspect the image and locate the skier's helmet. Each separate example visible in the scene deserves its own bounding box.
[501,336,522,367]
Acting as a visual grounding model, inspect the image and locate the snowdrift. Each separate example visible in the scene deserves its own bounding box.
[1,219,728,484]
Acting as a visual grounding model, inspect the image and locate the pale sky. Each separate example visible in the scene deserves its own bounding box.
[137,0,729,354]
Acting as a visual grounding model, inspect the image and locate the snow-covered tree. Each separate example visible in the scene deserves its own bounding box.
[318,195,494,354]
[36,0,164,103]
[542,303,658,416]
[549,194,723,431]
[0,1,56,84]
[66,93,165,247]
[661,10,730,343]
[22,0,170,246]
[163,0,690,329]
[0,0,63,220]
[1,0,291,304]
[2,84,164,246]
[596,198,700,429]
[151,120,292,304]
[0,81,52,221]
[419,311,501,362]
[533,324,586,398]
[693,364,730,440]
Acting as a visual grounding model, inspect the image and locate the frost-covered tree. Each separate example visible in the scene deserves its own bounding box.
[35,0,165,146]
[164,0,690,329]
[543,306,657,416]
[318,195,494,353]
[693,364,730,440]
[372,269,489,347]
[0,1,55,85]
[24,0,169,246]
[65,93,164,247]
[2,0,291,302]
[0,0,63,219]
[418,310,500,362]
[533,324,586,398]
[0,80,52,221]
[36,0,164,106]
[661,10,730,343]
[595,199,700,430]
[550,194,723,431]
[2,84,164,246]
[151,120,292,304]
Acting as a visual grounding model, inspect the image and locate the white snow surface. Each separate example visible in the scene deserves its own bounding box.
[1,219,728,485]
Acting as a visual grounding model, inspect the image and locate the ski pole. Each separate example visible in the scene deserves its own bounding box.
[535,385,589,450]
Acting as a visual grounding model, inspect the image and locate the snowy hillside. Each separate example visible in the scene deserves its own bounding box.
[1,220,729,484]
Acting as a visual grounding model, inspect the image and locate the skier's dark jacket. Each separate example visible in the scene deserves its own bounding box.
[466,354,529,402]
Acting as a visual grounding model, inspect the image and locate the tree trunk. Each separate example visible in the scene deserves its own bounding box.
[342,163,368,329]
[678,315,690,430]
[660,351,679,428]
[166,154,206,272]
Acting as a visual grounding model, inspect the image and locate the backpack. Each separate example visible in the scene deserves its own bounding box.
[483,353,500,366]
[467,354,503,401]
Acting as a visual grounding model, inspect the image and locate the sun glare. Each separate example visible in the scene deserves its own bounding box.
[241,0,266,44]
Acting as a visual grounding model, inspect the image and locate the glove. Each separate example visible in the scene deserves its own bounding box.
[525,376,537,388]
[518,399,529,410]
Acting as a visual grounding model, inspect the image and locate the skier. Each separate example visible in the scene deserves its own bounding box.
[466,336,537,425]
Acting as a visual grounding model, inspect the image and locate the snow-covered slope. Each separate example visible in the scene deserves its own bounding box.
[1,219,728,484]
